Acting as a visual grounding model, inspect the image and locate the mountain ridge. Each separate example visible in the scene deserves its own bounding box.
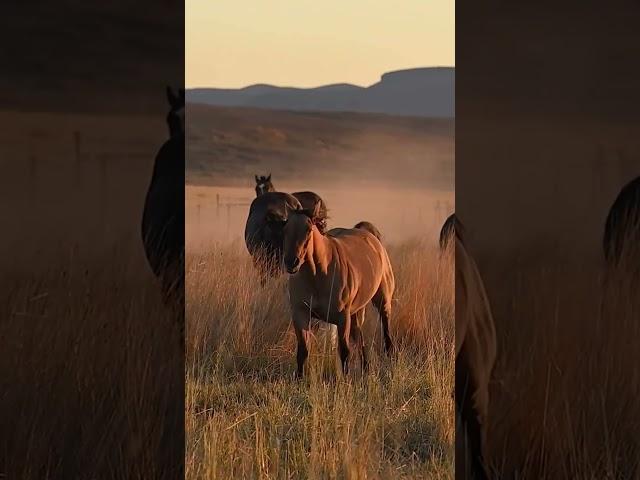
[187,67,455,118]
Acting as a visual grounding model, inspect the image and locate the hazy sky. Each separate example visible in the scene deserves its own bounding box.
[186,0,454,88]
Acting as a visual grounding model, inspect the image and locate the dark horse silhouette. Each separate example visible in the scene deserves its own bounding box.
[141,86,185,346]
[603,175,640,268]
[253,173,328,234]
[245,191,302,284]
[439,212,462,250]
[440,215,496,480]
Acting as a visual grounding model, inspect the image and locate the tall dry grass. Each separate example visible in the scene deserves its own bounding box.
[0,246,184,479]
[186,238,455,479]
[479,246,640,479]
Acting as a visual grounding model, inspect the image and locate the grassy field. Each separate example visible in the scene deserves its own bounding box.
[455,115,640,478]
[478,248,640,479]
[0,249,183,479]
[185,239,455,479]
[0,109,184,478]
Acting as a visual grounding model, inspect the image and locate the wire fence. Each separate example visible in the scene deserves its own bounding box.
[188,188,454,245]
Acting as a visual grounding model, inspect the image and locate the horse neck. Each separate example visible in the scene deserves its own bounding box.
[304,226,332,275]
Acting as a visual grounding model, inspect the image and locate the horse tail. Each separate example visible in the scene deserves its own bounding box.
[354,221,383,241]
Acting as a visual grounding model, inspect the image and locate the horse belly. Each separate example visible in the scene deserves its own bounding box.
[345,266,383,312]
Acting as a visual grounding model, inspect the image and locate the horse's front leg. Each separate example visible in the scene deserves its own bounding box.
[292,308,311,379]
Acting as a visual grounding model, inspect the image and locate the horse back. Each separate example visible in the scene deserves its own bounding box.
[455,236,496,378]
[328,228,393,286]
[354,221,382,241]
[439,214,456,250]
[603,175,640,264]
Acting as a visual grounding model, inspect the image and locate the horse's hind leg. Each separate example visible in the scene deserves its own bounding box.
[336,312,352,375]
[350,309,367,372]
[373,289,394,356]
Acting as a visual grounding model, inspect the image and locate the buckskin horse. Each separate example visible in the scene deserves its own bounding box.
[283,204,395,378]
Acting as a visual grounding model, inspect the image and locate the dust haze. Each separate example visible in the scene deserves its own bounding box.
[186,104,454,250]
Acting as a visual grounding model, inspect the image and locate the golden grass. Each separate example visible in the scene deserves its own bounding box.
[185,239,454,479]
[0,110,183,478]
[478,247,640,479]
[0,248,183,479]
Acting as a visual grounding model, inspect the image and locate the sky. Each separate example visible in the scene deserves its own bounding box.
[186,0,454,88]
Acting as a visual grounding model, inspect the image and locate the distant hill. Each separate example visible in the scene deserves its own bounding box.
[187,67,454,118]
[0,1,183,114]
[186,104,454,188]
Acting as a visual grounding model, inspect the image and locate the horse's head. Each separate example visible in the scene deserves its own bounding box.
[282,203,321,274]
[166,86,185,138]
[254,174,274,196]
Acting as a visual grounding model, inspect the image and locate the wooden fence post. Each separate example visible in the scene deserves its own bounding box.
[73,131,82,185]
[28,154,37,206]
[100,156,108,231]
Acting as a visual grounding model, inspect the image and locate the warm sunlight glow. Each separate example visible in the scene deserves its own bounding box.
[186,0,454,88]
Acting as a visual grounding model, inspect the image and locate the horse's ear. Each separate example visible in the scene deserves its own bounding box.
[267,173,271,181]
[166,86,179,108]
[255,175,259,183]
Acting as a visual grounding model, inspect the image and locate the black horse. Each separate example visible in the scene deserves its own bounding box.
[141,86,185,345]
[245,191,302,284]
[603,175,640,268]
[253,173,328,234]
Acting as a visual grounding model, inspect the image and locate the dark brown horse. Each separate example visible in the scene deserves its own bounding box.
[283,204,395,378]
[245,191,302,284]
[603,175,640,269]
[254,174,329,234]
[141,86,185,346]
[444,216,496,480]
